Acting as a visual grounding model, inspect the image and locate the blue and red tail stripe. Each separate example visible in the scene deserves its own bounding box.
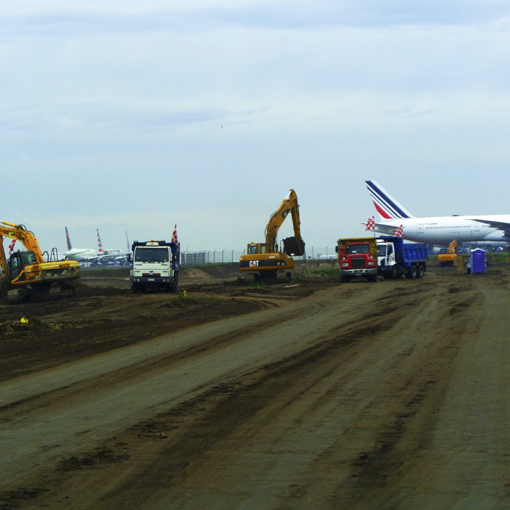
[365,180,413,219]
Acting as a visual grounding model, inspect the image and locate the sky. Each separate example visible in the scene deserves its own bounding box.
[2,0,510,255]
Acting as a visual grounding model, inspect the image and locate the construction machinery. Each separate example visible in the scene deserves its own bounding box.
[438,240,458,267]
[0,221,80,304]
[239,189,305,281]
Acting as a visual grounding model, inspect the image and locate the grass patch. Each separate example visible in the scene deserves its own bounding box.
[489,252,510,264]
[308,268,339,276]
[247,282,267,290]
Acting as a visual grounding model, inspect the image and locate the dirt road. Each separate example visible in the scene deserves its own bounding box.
[1,264,510,509]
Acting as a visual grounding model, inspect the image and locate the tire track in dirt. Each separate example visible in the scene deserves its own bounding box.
[78,281,481,510]
[4,281,448,509]
[0,284,386,491]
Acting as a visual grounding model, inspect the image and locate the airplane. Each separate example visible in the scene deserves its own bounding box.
[63,227,99,262]
[365,180,510,245]
[95,228,130,265]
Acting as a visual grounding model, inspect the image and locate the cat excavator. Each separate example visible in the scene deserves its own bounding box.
[0,221,80,304]
[239,189,305,281]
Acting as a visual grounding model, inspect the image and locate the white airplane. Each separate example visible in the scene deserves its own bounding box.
[96,228,130,265]
[63,226,99,262]
[365,180,510,245]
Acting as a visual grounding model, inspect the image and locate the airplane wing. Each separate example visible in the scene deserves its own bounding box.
[468,218,510,237]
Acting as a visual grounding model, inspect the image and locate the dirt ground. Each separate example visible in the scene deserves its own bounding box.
[1,260,510,509]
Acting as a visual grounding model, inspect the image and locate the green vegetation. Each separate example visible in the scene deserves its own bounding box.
[247,282,267,290]
[308,268,339,276]
[488,252,510,264]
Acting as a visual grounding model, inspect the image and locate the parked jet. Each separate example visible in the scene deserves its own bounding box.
[366,180,510,245]
[96,228,129,265]
[63,227,99,262]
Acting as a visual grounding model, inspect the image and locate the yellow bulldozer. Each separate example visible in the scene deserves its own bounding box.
[239,189,305,281]
[0,221,80,304]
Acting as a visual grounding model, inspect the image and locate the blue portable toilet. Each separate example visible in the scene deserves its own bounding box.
[470,248,486,274]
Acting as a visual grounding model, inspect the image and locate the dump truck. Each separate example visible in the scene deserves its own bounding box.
[0,221,80,303]
[337,237,379,282]
[130,240,180,293]
[239,189,305,281]
[337,236,428,282]
[377,236,428,279]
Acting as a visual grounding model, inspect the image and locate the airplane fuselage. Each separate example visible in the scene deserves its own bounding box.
[65,249,98,262]
[376,215,510,244]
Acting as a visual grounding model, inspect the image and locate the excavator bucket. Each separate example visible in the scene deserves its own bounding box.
[282,237,305,257]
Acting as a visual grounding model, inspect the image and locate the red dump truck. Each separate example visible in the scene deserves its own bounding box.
[337,236,428,282]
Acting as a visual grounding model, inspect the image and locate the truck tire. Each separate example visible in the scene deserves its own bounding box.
[171,274,179,293]
[417,264,425,278]
[340,275,350,283]
[369,274,378,282]
[390,266,397,280]
[408,265,417,279]
[131,282,139,294]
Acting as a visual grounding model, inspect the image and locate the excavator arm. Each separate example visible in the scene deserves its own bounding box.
[0,235,9,298]
[0,221,45,263]
[265,190,305,256]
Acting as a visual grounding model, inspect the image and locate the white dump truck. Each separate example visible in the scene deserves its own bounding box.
[130,240,180,293]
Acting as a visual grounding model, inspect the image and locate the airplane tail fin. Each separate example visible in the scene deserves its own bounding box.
[365,180,414,220]
[65,226,72,251]
[97,229,104,253]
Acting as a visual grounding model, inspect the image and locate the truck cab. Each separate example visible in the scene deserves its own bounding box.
[376,237,428,279]
[336,237,378,282]
[130,241,180,293]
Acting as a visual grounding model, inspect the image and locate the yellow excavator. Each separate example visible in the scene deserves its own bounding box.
[239,189,305,281]
[0,221,80,304]
[438,240,458,267]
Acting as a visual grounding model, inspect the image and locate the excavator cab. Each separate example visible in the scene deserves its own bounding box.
[247,243,268,255]
[8,251,37,281]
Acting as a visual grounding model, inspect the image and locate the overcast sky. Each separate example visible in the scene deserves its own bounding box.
[2,0,510,254]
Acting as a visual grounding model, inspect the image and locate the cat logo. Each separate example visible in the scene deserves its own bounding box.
[249,260,259,267]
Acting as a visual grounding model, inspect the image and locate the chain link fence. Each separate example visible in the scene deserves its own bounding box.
[180,247,337,266]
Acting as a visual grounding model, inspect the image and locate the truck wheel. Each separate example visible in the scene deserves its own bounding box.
[369,274,378,282]
[408,265,417,279]
[131,282,139,294]
[171,274,179,293]
[390,266,397,280]
[340,275,350,283]
[417,264,425,278]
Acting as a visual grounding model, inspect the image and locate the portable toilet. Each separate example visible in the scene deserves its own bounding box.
[470,248,486,274]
